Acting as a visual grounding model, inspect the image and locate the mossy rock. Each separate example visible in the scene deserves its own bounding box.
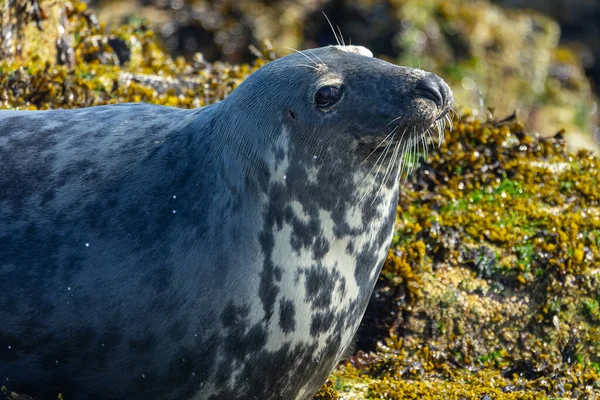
[1,1,600,399]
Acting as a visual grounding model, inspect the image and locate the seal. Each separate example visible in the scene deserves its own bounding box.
[0,45,453,400]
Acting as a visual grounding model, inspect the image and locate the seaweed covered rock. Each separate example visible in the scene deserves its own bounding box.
[1,2,600,399]
[0,0,275,110]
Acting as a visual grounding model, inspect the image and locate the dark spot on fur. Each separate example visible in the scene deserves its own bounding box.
[304,265,335,309]
[312,236,330,260]
[274,266,283,281]
[220,301,250,328]
[278,298,296,334]
[310,310,335,337]
[346,240,355,255]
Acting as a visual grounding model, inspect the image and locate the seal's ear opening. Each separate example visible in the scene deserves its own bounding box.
[288,109,296,120]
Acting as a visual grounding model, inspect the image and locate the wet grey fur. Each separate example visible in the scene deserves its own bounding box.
[0,45,452,400]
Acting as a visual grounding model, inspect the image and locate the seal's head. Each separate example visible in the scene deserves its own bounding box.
[222,44,453,199]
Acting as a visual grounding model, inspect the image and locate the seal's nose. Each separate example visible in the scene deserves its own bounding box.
[415,74,452,110]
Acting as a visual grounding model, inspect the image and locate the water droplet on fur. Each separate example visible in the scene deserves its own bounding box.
[172,210,177,214]
[7,345,11,350]
[85,242,90,247]
[172,195,177,199]
[142,374,146,378]
[67,287,71,291]
[313,155,318,160]
[55,360,58,364]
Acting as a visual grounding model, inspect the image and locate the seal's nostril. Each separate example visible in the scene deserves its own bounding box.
[415,74,446,109]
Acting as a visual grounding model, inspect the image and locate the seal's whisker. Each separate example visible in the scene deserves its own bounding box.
[436,120,444,144]
[399,137,409,183]
[388,140,402,181]
[394,128,408,184]
[336,25,346,46]
[360,125,399,165]
[445,114,453,132]
[401,142,408,182]
[368,131,395,188]
[417,132,422,172]
[377,127,406,200]
[370,128,400,205]
[449,107,459,122]
[435,120,443,143]
[407,133,413,176]
[409,127,417,175]
[382,132,401,185]
[285,47,319,66]
[425,128,435,149]
[298,64,320,70]
[358,127,396,203]
[307,50,325,66]
[421,130,428,160]
[414,127,420,174]
[358,138,392,196]
[322,12,342,46]
[386,115,403,128]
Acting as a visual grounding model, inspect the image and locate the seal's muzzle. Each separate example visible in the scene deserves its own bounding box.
[414,73,454,113]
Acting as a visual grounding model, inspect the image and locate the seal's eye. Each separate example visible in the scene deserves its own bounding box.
[314,86,341,109]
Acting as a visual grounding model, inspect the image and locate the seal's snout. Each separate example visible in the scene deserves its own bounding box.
[414,74,453,111]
